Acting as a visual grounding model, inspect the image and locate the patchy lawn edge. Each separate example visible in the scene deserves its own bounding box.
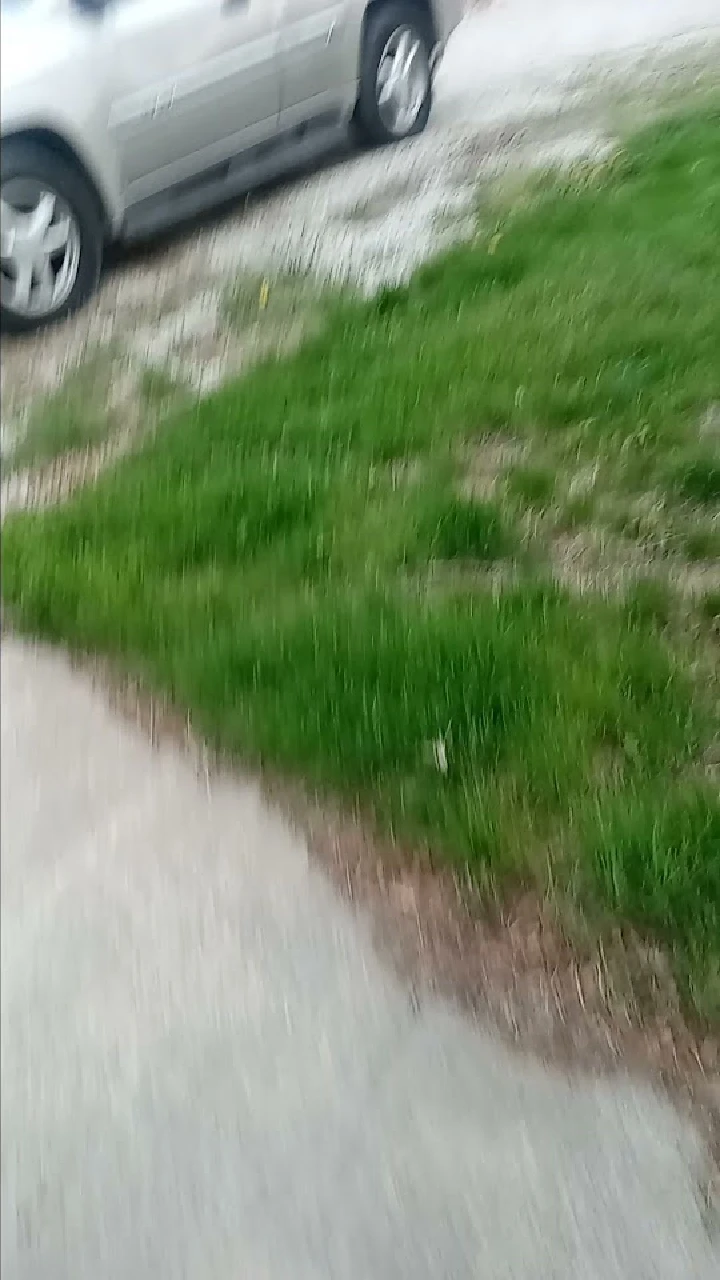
[34,633,719,1191]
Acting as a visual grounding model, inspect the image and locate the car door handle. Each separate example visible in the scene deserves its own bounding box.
[223,0,249,10]
[152,88,175,116]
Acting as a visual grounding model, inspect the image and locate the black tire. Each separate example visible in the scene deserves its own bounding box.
[353,2,433,147]
[1,140,104,334]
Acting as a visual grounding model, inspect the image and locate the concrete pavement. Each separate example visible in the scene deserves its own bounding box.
[2,636,718,1278]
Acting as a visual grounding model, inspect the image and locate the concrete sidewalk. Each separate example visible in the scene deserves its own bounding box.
[1,636,718,1279]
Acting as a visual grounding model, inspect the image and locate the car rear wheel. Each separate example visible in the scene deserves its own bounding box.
[353,2,433,146]
[1,141,103,334]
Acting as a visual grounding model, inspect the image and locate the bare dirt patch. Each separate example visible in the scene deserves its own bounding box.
[458,433,529,500]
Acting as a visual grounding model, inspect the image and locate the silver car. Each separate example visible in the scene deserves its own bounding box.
[1,0,464,332]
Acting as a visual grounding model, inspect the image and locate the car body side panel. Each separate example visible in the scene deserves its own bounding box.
[277,0,361,128]
[106,0,283,207]
[430,0,465,47]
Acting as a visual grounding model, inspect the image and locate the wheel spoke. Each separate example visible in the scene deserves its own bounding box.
[402,38,421,82]
[28,191,56,239]
[33,260,56,312]
[12,261,34,310]
[388,33,412,109]
[395,29,412,75]
[378,57,400,107]
[43,217,71,256]
[0,199,17,258]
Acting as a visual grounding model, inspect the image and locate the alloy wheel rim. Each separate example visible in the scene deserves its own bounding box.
[1,180,81,319]
[376,25,429,137]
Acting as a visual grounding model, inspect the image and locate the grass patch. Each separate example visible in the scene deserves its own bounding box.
[4,103,720,1016]
[506,464,557,512]
[9,354,118,469]
[222,268,332,334]
[589,786,720,1019]
[138,365,187,411]
[682,525,720,563]
[423,495,515,563]
[698,592,720,624]
[665,451,720,507]
[624,579,675,631]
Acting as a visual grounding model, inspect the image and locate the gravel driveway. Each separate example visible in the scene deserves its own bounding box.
[2,0,719,444]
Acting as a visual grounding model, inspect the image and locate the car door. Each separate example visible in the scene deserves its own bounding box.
[277,0,357,129]
[106,0,282,207]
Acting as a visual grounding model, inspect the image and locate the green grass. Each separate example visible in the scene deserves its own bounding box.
[682,525,720,563]
[4,103,720,1017]
[589,786,720,1015]
[665,450,720,506]
[699,592,720,624]
[10,355,118,469]
[506,465,556,511]
[222,267,333,333]
[422,495,516,562]
[138,365,186,410]
[624,579,675,631]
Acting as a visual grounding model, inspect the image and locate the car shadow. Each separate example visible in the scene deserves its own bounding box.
[104,134,358,273]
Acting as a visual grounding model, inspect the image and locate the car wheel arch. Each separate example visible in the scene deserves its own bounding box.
[2,126,116,239]
[360,0,437,62]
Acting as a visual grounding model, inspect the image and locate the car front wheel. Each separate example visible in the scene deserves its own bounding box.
[353,2,433,146]
[1,141,103,334]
